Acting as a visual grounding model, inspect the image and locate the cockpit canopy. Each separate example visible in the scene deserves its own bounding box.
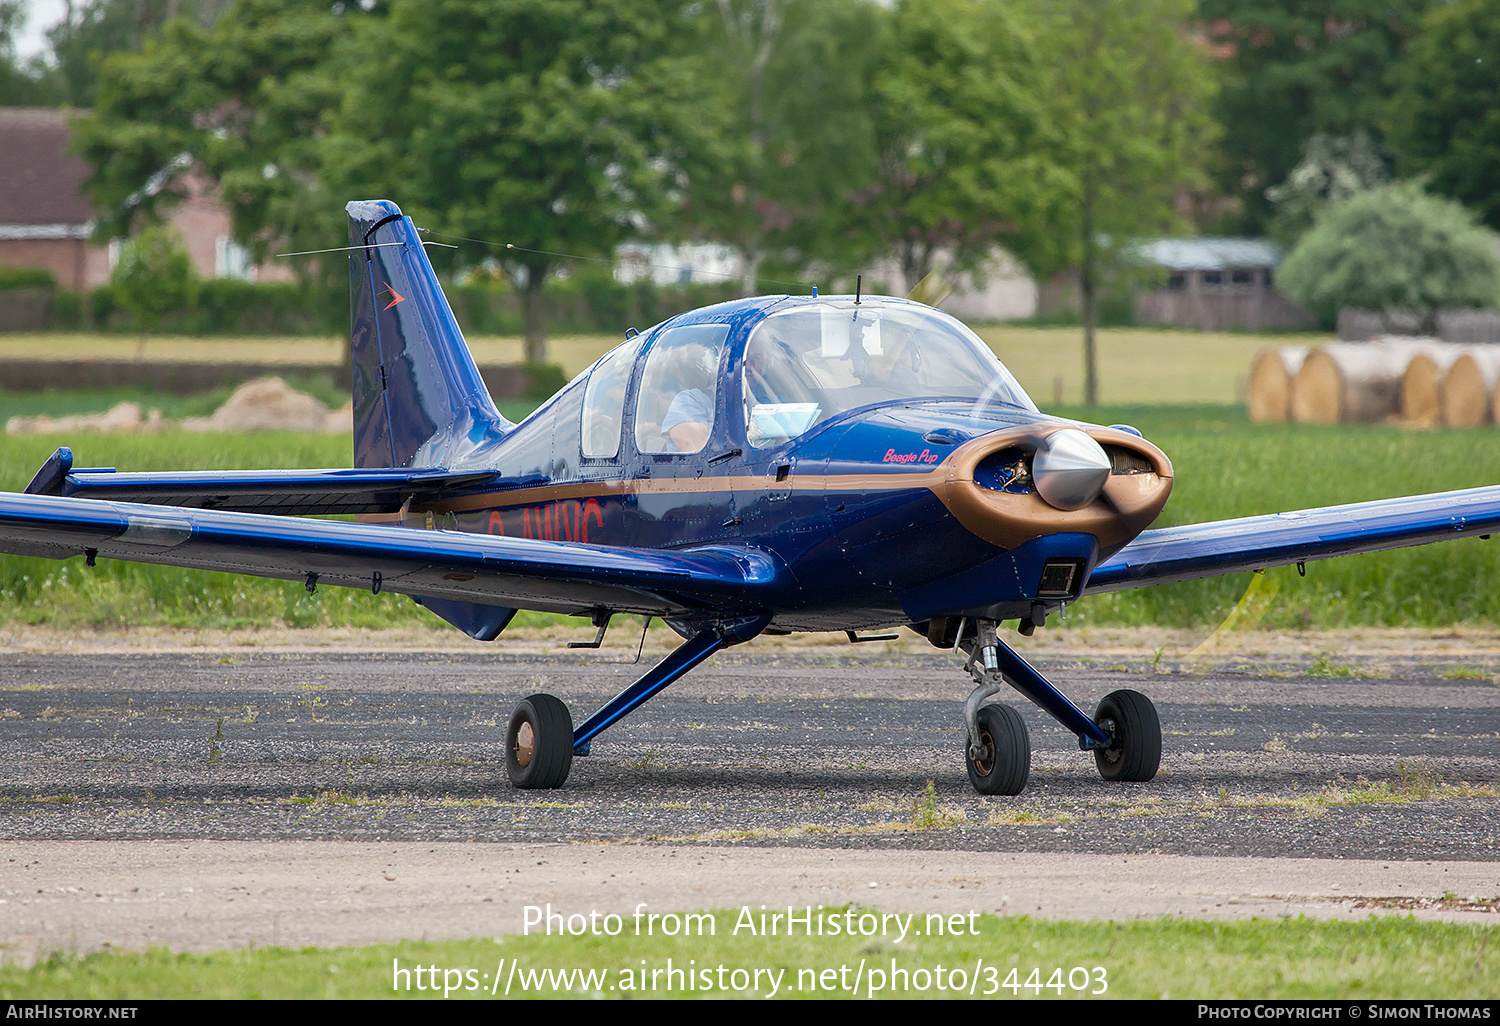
[574,297,1038,461]
[741,300,1035,447]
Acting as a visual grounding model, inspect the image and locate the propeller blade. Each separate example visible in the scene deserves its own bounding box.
[1180,568,1283,679]
[906,270,953,308]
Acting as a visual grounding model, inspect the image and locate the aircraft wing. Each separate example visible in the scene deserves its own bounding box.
[1085,485,1500,594]
[0,491,782,618]
[23,447,490,516]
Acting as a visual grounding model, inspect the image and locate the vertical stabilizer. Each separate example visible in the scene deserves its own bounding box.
[347,200,511,469]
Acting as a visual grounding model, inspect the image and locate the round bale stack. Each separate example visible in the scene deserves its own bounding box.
[1248,346,1308,423]
[1291,339,1440,424]
[1442,348,1500,428]
[1399,342,1467,427]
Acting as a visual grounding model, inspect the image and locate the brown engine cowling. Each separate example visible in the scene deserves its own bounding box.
[930,425,1173,557]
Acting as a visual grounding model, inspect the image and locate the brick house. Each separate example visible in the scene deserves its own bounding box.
[0,106,290,292]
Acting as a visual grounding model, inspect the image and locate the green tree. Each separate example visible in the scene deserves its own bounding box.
[834,0,1063,292]
[71,0,354,267]
[0,1,60,105]
[111,224,197,346]
[1277,182,1500,331]
[1387,0,1500,231]
[1036,0,1217,406]
[46,0,232,108]
[1264,129,1389,242]
[682,0,883,293]
[326,0,713,362]
[1200,0,1431,234]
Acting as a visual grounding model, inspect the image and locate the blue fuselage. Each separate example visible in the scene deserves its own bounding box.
[397,297,1169,632]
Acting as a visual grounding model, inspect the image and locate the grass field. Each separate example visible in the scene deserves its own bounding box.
[0,324,1333,404]
[2,913,1495,999]
[974,325,1331,407]
[0,384,536,425]
[0,405,1496,631]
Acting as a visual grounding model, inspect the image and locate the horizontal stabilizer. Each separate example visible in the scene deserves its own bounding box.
[1086,485,1500,593]
[25,448,492,516]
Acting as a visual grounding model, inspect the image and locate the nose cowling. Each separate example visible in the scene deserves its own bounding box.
[1031,428,1111,511]
[930,423,1174,557]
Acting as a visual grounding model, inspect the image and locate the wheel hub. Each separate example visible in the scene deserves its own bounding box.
[970,730,995,775]
[1096,717,1121,765]
[514,721,535,768]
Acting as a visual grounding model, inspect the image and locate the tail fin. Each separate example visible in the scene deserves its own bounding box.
[347,200,511,469]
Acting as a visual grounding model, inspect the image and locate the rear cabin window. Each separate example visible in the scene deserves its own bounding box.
[634,324,731,454]
[580,338,642,458]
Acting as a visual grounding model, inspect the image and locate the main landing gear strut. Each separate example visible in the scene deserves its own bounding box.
[504,614,770,789]
[504,613,1158,795]
[953,618,1161,795]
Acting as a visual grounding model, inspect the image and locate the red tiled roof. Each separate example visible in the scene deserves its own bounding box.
[0,107,94,227]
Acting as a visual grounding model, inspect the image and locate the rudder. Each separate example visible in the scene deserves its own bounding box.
[347,201,519,641]
[347,200,511,469]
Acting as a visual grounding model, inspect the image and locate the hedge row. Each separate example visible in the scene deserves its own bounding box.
[0,267,59,291]
[2,269,745,336]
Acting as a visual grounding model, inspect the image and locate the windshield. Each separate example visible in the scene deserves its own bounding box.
[741,300,1035,447]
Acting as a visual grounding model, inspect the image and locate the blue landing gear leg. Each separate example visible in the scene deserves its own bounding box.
[958,620,1160,794]
[504,614,770,790]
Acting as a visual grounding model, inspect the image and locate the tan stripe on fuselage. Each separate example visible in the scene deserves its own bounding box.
[412,469,944,514]
[399,424,1174,553]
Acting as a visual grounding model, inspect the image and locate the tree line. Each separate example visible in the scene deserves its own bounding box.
[1,0,1497,390]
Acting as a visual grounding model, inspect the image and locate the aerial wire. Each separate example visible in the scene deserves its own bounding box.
[415,228,819,293]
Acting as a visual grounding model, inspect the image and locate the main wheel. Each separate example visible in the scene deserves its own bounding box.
[506,693,574,789]
[1093,689,1161,782]
[966,702,1030,795]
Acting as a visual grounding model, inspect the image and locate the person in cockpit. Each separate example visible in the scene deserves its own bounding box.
[660,344,718,452]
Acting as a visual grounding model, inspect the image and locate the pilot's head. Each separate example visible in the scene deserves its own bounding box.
[667,343,718,391]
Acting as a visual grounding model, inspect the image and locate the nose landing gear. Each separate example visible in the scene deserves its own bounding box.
[965,701,1030,795]
[950,618,1161,796]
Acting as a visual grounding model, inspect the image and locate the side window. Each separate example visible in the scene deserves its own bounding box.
[634,324,730,454]
[581,338,642,458]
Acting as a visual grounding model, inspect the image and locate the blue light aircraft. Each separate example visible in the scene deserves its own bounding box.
[4,200,1499,795]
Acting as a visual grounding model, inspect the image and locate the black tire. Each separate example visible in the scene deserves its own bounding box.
[506,693,574,789]
[1093,689,1161,782]
[966,702,1030,795]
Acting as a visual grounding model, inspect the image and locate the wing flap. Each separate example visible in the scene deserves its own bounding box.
[0,491,783,618]
[1086,485,1500,594]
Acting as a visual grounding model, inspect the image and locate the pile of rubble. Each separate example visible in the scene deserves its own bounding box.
[6,378,353,435]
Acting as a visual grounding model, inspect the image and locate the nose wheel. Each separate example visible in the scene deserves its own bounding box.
[965,702,1030,795]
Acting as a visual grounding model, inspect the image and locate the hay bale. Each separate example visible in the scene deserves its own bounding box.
[1400,342,1467,427]
[1290,338,1443,424]
[1442,348,1500,428]
[1248,346,1308,423]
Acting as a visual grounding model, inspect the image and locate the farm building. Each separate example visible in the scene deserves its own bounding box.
[1132,237,1315,331]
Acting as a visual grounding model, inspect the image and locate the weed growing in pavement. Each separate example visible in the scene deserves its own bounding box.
[909,780,966,830]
